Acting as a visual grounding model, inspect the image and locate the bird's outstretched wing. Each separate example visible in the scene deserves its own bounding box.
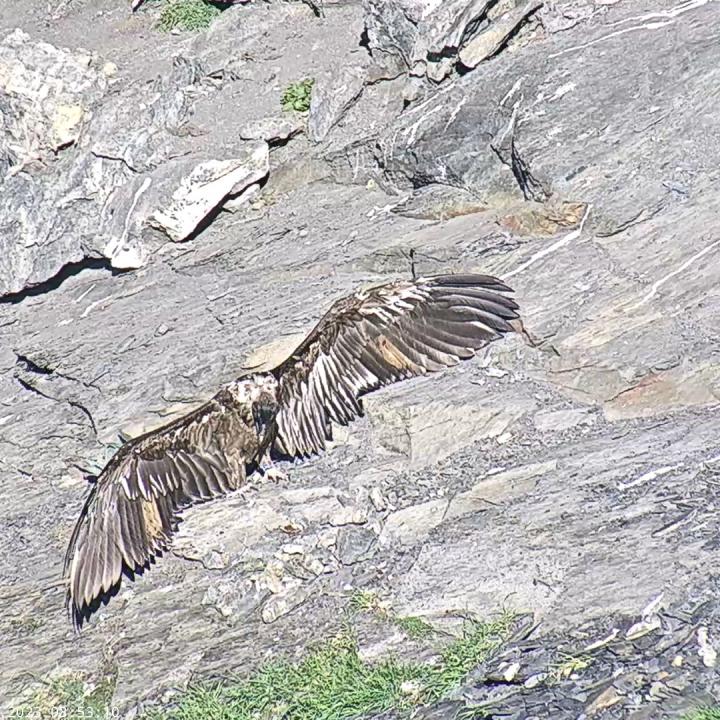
[64,391,253,625]
[270,274,519,457]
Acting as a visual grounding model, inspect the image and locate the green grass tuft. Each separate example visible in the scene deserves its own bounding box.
[158,0,221,32]
[13,675,115,720]
[422,613,514,702]
[147,632,431,720]
[148,615,513,719]
[281,79,314,113]
[683,709,720,720]
[456,708,490,720]
[348,590,433,639]
[394,615,435,640]
[16,613,513,720]
[348,589,381,613]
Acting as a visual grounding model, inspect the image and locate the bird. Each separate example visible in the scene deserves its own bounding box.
[64,273,520,626]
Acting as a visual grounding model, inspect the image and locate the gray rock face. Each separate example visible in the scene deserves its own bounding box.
[308,66,366,142]
[364,0,542,82]
[378,0,720,219]
[366,371,535,468]
[0,54,202,289]
[363,0,436,64]
[335,525,378,565]
[457,0,542,70]
[2,0,720,717]
[238,115,303,143]
[0,29,108,168]
[150,143,269,242]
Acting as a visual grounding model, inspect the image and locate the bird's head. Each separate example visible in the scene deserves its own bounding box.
[227,373,277,403]
[249,373,279,398]
[249,374,278,440]
[226,374,279,438]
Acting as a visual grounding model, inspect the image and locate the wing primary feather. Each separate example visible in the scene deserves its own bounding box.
[398,323,463,365]
[325,352,360,412]
[442,305,515,333]
[315,359,353,424]
[322,358,355,423]
[199,457,223,495]
[381,329,435,372]
[438,291,518,316]
[428,274,514,292]
[394,322,458,367]
[422,314,499,341]
[432,288,519,316]
[412,319,484,352]
[305,377,329,446]
[359,342,399,384]
[118,500,142,567]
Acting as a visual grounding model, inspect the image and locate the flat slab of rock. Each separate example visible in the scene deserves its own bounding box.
[365,372,536,470]
[379,498,449,546]
[150,143,269,242]
[308,66,366,142]
[458,0,542,69]
[238,116,303,143]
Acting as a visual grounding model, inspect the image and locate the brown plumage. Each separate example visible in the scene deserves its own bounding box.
[64,273,519,625]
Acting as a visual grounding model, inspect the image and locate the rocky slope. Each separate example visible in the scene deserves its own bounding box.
[1,0,719,716]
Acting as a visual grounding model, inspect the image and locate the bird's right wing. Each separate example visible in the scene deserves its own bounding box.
[270,273,519,457]
[64,393,250,625]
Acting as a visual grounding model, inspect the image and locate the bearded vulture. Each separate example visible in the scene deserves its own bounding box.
[64,273,519,625]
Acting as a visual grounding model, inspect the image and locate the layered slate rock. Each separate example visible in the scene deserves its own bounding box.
[363,0,542,82]
[0,54,202,289]
[1,0,720,716]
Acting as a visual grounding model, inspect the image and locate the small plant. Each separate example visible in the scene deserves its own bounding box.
[13,675,116,720]
[683,709,720,720]
[348,590,434,640]
[281,78,315,113]
[158,0,221,32]
[457,707,490,720]
[423,613,515,701]
[348,589,381,613]
[548,653,593,683]
[394,615,435,640]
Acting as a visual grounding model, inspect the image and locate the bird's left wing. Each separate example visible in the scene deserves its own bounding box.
[64,393,250,625]
[270,273,519,457]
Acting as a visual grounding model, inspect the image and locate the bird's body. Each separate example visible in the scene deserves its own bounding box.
[64,273,520,625]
